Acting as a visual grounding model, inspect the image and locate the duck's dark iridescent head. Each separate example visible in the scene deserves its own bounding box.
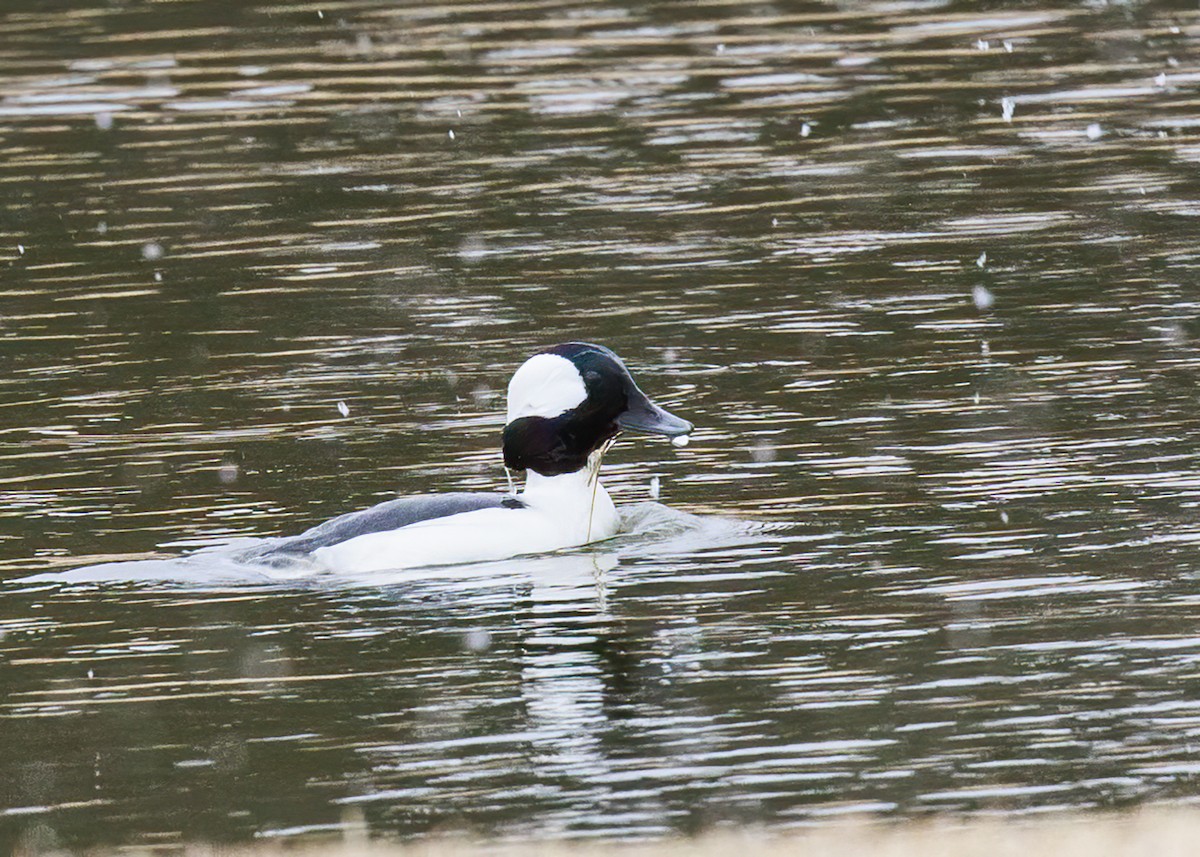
[502,342,692,477]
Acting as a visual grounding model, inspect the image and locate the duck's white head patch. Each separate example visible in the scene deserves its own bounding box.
[506,353,587,424]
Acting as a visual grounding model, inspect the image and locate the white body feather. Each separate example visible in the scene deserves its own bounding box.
[312,452,618,574]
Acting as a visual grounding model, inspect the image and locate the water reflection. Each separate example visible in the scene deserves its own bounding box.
[6,0,1200,849]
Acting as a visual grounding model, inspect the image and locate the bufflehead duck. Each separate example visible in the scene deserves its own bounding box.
[251,342,692,573]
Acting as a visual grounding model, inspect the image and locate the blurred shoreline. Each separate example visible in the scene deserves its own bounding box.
[94,809,1199,857]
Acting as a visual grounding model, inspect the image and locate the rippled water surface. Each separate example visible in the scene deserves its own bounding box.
[5,0,1200,849]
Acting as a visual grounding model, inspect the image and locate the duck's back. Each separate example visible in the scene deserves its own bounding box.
[248,492,524,561]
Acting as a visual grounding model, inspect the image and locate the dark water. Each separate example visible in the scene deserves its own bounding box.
[5,0,1200,849]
